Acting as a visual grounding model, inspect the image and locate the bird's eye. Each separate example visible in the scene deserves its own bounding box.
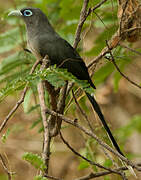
[23,10,33,17]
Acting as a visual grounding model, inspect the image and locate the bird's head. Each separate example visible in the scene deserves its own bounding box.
[8,7,49,28]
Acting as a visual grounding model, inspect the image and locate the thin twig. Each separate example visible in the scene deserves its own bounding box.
[120,44,141,56]
[74,164,141,180]
[87,0,108,16]
[44,174,63,180]
[0,154,15,180]
[73,0,108,49]
[59,131,120,174]
[100,147,128,180]
[106,40,141,89]
[0,59,41,133]
[72,90,94,132]
[87,31,121,70]
[45,108,141,171]
[73,0,90,49]
[67,0,109,95]
[94,11,108,30]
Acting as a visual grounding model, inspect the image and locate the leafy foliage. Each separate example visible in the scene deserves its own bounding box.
[22,152,46,171]
[0,0,140,179]
[1,128,11,143]
[35,66,94,93]
[0,63,94,102]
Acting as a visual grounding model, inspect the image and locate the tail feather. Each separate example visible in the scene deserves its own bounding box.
[86,92,124,156]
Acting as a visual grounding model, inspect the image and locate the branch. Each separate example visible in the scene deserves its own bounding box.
[44,80,59,137]
[119,0,129,36]
[44,174,63,180]
[74,164,141,180]
[87,31,121,70]
[0,59,41,133]
[67,0,109,95]
[53,82,68,134]
[37,55,51,175]
[73,0,109,49]
[0,154,15,180]
[87,0,108,16]
[120,43,141,56]
[106,40,141,89]
[72,90,94,132]
[73,0,90,49]
[45,107,141,171]
[59,131,120,174]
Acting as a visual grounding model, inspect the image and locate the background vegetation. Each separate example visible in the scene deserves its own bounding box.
[0,0,141,180]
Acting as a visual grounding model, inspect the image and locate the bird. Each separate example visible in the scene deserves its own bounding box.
[8,7,124,156]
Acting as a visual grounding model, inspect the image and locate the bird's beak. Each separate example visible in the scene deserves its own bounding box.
[8,10,22,17]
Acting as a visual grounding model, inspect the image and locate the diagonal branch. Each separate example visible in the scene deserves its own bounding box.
[73,0,90,49]
[72,90,94,132]
[44,174,63,180]
[59,131,120,174]
[45,107,141,171]
[106,40,141,89]
[74,164,141,180]
[0,59,41,133]
[0,154,15,180]
[87,0,108,16]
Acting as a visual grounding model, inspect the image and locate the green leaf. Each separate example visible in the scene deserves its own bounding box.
[30,118,42,129]
[0,52,23,76]
[0,79,26,102]
[78,147,92,170]
[23,89,32,113]
[78,160,89,170]
[22,152,46,171]
[27,104,40,114]
[1,128,11,143]
[32,66,94,93]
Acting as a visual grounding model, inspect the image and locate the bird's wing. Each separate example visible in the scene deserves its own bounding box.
[37,36,94,86]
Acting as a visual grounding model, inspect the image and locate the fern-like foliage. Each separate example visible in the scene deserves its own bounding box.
[22,152,46,171]
[34,65,94,93]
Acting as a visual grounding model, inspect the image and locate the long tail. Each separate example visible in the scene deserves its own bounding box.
[86,92,124,156]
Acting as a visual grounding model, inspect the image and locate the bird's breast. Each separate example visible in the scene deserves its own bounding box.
[27,39,42,60]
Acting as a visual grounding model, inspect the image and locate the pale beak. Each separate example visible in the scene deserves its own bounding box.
[8,10,22,17]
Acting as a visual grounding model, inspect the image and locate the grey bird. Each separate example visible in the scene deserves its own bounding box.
[8,7,124,156]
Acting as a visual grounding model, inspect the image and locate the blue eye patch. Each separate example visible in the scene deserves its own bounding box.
[23,9,33,16]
